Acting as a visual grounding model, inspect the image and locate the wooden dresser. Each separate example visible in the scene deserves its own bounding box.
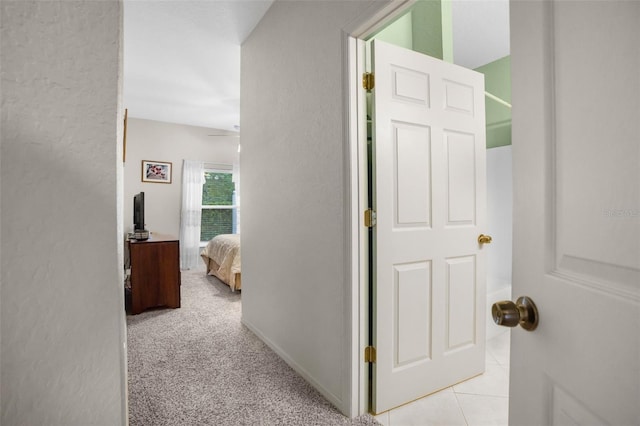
[127,234,180,315]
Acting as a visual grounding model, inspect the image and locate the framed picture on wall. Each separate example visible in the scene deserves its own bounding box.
[142,160,172,184]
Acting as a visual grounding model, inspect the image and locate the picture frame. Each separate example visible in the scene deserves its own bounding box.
[142,160,172,184]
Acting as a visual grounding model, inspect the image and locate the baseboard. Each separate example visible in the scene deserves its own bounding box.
[241,317,347,415]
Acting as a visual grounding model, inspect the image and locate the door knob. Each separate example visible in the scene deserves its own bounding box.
[492,296,539,331]
[478,234,492,244]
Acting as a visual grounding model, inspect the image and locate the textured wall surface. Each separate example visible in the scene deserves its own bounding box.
[123,118,239,238]
[240,0,386,416]
[1,1,126,424]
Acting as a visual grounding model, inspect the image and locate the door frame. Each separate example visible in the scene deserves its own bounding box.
[343,0,420,416]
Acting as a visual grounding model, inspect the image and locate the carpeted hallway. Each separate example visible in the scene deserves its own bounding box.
[127,270,379,425]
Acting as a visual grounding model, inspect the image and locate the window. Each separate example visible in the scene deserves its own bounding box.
[200,167,237,242]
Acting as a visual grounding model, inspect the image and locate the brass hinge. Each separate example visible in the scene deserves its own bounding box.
[364,209,377,228]
[362,72,375,91]
[364,346,377,363]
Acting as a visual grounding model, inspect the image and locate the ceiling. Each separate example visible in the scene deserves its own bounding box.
[123,0,509,132]
[123,0,274,132]
[451,0,510,70]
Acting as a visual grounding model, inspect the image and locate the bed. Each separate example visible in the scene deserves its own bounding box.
[200,234,241,291]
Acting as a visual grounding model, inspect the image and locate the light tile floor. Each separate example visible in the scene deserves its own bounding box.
[374,331,510,426]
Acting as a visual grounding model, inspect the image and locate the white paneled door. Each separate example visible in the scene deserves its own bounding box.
[370,40,487,413]
[509,1,640,424]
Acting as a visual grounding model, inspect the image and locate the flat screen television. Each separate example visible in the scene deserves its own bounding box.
[133,192,145,231]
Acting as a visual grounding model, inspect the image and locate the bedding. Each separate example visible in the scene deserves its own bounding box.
[200,234,241,291]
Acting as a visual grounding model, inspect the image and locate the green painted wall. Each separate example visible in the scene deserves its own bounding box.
[372,1,512,148]
[440,0,453,62]
[374,12,413,50]
[374,0,450,61]
[475,56,511,148]
[411,0,444,60]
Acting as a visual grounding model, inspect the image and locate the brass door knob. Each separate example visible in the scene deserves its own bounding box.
[478,234,493,244]
[492,296,539,331]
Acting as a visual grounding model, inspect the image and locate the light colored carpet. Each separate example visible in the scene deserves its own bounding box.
[127,270,380,425]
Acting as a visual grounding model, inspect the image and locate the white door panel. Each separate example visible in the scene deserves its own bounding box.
[371,40,487,413]
[509,1,639,424]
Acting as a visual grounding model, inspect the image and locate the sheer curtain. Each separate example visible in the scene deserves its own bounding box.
[180,160,204,269]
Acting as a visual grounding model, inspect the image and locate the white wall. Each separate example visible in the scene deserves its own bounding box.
[486,145,513,338]
[240,0,388,416]
[123,118,239,238]
[486,145,513,292]
[1,1,126,424]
